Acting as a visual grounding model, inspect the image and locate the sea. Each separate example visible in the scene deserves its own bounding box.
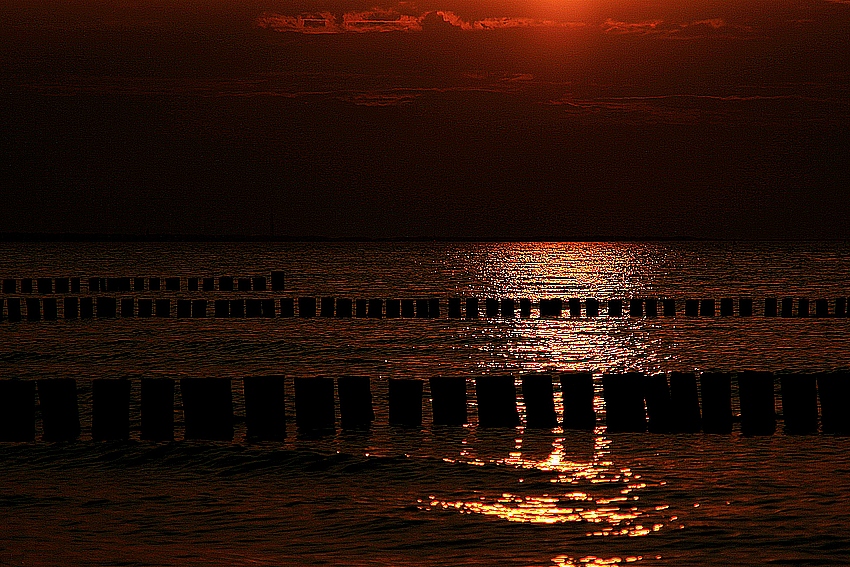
[1,241,850,566]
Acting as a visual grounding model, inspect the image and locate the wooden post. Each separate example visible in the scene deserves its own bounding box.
[141,378,174,441]
[181,378,234,440]
[560,372,595,430]
[700,372,733,433]
[37,378,80,442]
[475,375,519,427]
[602,373,645,432]
[521,374,557,428]
[0,380,35,442]
[91,379,131,441]
[780,374,818,434]
[669,372,701,432]
[294,377,335,432]
[388,379,422,427]
[429,376,467,426]
[244,376,286,441]
[338,376,374,429]
[738,371,776,436]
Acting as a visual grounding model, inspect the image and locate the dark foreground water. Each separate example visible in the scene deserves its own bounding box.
[1,241,850,566]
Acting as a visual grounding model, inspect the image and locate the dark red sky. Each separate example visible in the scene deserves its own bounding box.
[1,0,848,238]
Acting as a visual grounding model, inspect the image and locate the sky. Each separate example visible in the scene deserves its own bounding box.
[1,0,848,239]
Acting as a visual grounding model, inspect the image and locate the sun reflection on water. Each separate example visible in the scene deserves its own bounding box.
[420,427,672,538]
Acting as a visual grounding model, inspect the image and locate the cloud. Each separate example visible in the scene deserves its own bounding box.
[256,8,584,34]
[600,17,750,38]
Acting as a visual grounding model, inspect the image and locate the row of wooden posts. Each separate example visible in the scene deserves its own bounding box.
[2,296,849,321]
[1,372,848,442]
[0,274,286,294]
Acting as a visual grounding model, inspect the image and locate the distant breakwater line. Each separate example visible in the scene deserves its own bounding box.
[1,372,849,442]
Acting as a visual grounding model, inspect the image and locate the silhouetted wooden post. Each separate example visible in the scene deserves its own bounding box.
[37,378,80,441]
[37,278,52,294]
[645,298,658,317]
[355,299,367,318]
[815,299,829,317]
[84,296,104,320]
[539,298,562,317]
[214,300,229,317]
[219,276,233,292]
[261,299,275,317]
[64,297,78,319]
[569,298,581,318]
[684,299,698,316]
[203,278,214,291]
[192,299,207,318]
[586,298,600,317]
[835,298,847,318]
[388,379,423,427]
[669,372,701,432]
[243,376,286,441]
[700,299,715,317]
[602,373,645,432]
[476,375,519,427]
[779,374,818,434]
[21,279,33,293]
[43,298,58,320]
[7,298,22,322]
[336,298,352,318]
[230,299,245,318]
[152,299,169,317]
[738,371,776,436]
[817,372,850,434]
[0,298,3,322]
[629,298,643,317]
[560,372,595,430]
[386,299,401,318]
[149,277,161,291]
[320,297,335,317]
[798,298,809,318]
[26,298,40,321]
[0,380,35,441]
[720,298,733,316]
[55,278,70,293]
[368,299,383,319]
[699,372,733,434]
[252,276,267,291]
[165,277,180,292]
[338,376,374,429]
[466,298,479,319]
[485,298,499,317]
[521,374,557,428]
[294,377,335,432]
[643,374,672,433]
[608,299,623,317]
[238,278,251,291]
[120,297,134,318]
[138,299,153,317]
[298,297,316,318]
[88,277,100,292]
[415,299,428,318]
[429,376,467,426]
[662,298,676,317]
[188,277,199,292]
[401,299,415,318]
[2,279,16,293]
[781,297,793,317]
[91,379,131,441]
[271,271,285,291]
[246,299,262,317]
[429,298,440,318]
[501,298,515,318]
[70,278,80,293]
[764,297,778,317]
[519,298,532,318]
[141,378,174,441]
[280,298,295,317]
[448,298,462,318]
[181,378,234,440]
[739,298,753,317]
[97,297,117,318]
[177,299,191,318]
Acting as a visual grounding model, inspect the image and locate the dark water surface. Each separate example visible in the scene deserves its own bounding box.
[1,241,850,566]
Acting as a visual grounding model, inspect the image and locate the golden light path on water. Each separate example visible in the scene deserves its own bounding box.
[419,244,683,565]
